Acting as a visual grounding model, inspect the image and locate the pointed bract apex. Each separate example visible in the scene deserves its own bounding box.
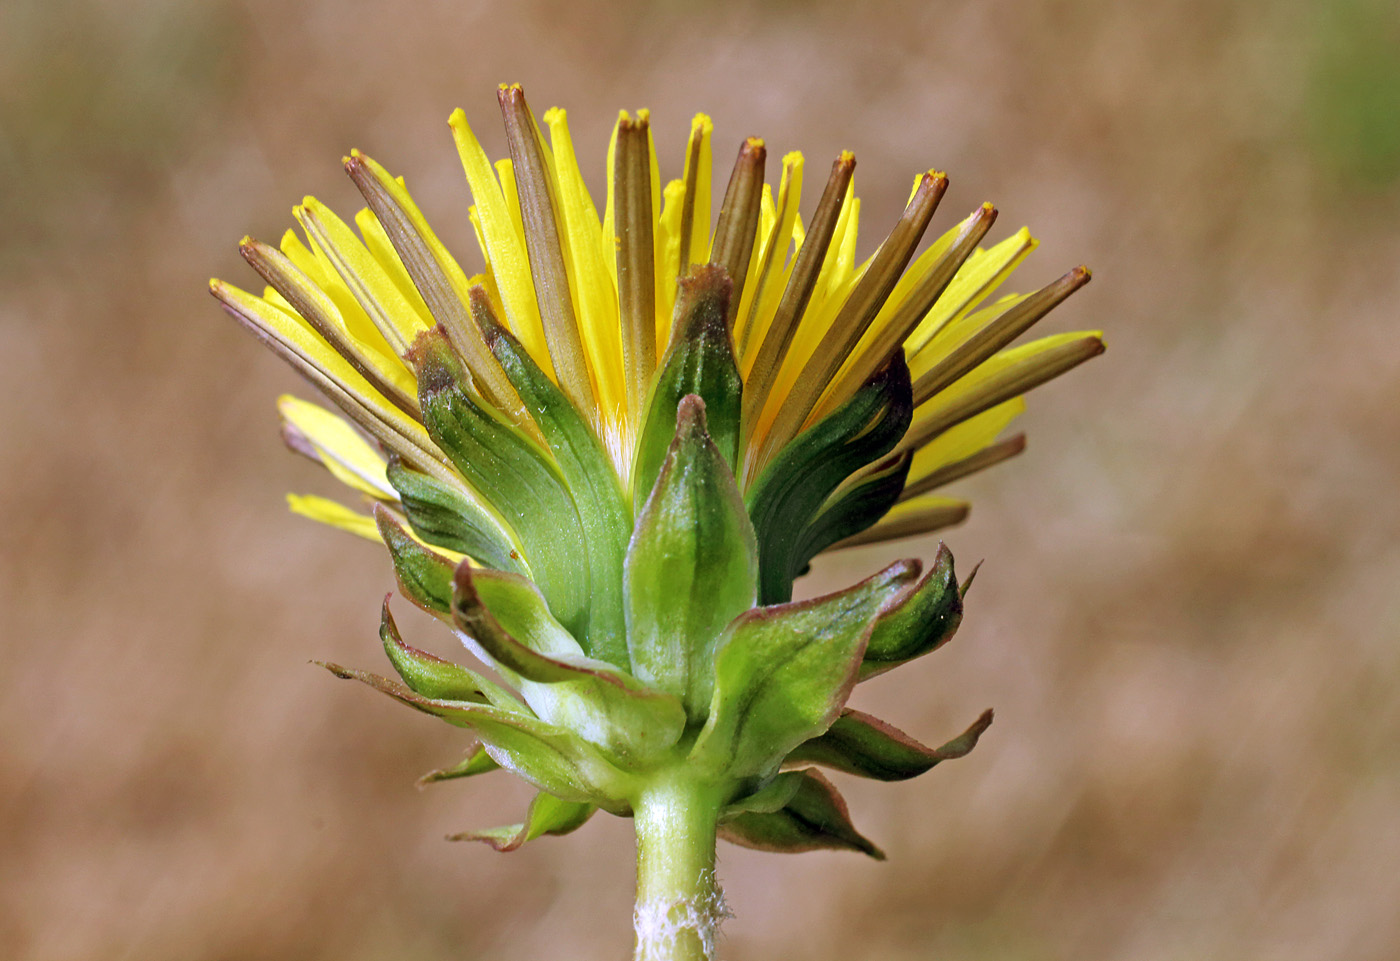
[374,505,456,615]
[719,768,885,860]
[468,284,506,347]
[632,265,742,500]
[314,660,467,723]
[417,743,499,787]
[380,596,501,703]
[784,706,993,781]
[447,791,595,852]
[674,393,708,441]
[315,659,357,681]
[860,542,963,678]
[939,708,994,757]
[672,263,734,339]
[960,559,983,597]
[407,325,469,396]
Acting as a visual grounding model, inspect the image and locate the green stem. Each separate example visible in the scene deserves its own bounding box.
[632,770,726,961]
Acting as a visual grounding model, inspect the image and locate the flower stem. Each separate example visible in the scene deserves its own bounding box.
[632,771,726,961]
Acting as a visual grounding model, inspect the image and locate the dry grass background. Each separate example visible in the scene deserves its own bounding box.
[3,0,1399,958]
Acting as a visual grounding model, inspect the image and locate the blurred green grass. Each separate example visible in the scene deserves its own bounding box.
[1308,0,1400,190]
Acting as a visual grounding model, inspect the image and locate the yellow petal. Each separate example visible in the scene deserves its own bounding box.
[731,182,776,344]
[644,113,665,350]
[546,107,625,434]
[354,207,436,328]
[656,178,685,353]
[448,111,552,371]
[828,495,970,550]
[241,237,419,415]
[602,112,623,295]
[680,113,714,268]
[751,187,863,462]
[908,397,1025,481]
[277,394,396,499]
[211,279,451,484]
[903,330,1105,453]
[296,197,431,355]
[734,152,804,362]
[905,227,1037,354]
[287,493,381,542]
[278,229,329,286]
[345,150,528,427]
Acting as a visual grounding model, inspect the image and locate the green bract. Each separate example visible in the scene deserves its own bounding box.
[328,265,991,856]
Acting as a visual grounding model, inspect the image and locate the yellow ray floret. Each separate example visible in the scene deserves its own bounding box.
[277,394,395,499]
[287,494,381,542]
[215,88,1100,558]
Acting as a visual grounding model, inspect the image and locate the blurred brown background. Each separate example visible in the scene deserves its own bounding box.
[3,0,1398,958]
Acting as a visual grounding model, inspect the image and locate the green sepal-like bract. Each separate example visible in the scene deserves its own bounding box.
[448,792,596,851]
[860,541,964,679]
[418,743,500,785]
[719,768,884,859]
[689,560,920,780]
[411,327,591,646]
[453,564,688,766]
[795,450,912,568]
[746,351,914,604]
[337,335,982,862]
[319,661,635,812]
[385,458,523,575]
[625,395,758,722]
[631,265,743,506]
[379,597,519,708]
[785,707,993,781]
[471,287,633,668]
[375,505,457,616]
[720,770,805,819]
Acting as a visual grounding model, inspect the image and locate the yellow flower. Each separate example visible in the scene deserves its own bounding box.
[211,84,1101,569]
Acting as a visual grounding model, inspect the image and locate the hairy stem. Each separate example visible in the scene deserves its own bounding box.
[633,772,727,961]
